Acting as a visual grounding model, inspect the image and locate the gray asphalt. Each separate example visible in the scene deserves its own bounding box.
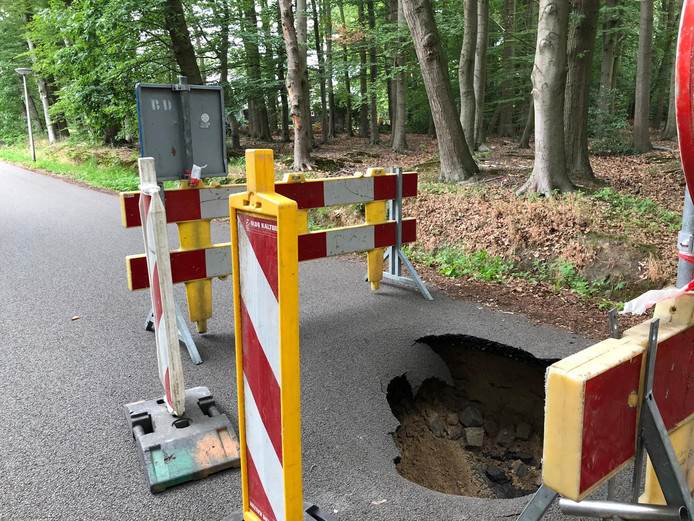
[0,162,627,520]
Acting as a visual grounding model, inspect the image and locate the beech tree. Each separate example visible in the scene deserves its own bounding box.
[497,0,516,136]
[458,0,477,150]
[279,0,313,169]
[564,0,599,181]
[473,0,489,149]
[633,0,653,153]
[402,0,479,181]
[164,0,203,84]
[597,0,620,114]
[6,0,674,174]
[519,0,574,195]
[391,0,408,152]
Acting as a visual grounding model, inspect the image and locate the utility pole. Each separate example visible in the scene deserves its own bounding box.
[15,67,36,162]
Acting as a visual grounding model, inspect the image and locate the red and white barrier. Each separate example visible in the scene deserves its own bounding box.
[126,219,416,290]
[298,219,416,261]
[120,173,418,228]
[237,212,286,521]
[127,244,231,291]
[138,158,186,416]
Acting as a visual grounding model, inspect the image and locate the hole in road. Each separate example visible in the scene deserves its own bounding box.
[173,417,192,429]
[387,334,557,499]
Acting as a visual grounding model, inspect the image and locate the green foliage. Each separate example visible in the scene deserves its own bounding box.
[407,243,625,306]
[0,144,138,191]
[591,187,680,231]
[0,8,33,144]
[588,90,635,155]
[408,245,513,282]
[25,0,172,143]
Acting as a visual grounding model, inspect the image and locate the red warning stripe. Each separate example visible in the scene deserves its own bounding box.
[128,220,417,289]
[127,249,207,290]
[240,300,283,462]
[246,451,278,521]
[238,213,279,299]
[120,173,418,228]
[298,219,416,262]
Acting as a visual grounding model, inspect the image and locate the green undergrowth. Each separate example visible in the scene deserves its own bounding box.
[0,143,249,192]
[406,244,625,309]
[0,144,139,191]
[590,187,679,232]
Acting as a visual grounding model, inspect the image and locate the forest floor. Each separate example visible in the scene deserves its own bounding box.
[240,132,683,338]
[1,131,683,338]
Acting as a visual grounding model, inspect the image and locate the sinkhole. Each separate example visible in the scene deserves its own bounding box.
[387,334,557,499]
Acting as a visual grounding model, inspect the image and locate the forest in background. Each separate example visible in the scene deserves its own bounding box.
[0,0,682,189]
[0,0,688,335]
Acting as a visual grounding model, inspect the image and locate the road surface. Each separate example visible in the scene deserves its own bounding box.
[1,163,618,520]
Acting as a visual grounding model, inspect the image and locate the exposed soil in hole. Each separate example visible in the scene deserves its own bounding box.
[387,334,557,499]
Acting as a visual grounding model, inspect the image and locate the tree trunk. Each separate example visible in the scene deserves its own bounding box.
[337,0,354,136]
[598,0,619,114]
[518,0,574,195]
[312,0,329,143]
[519,94,534,148]
[296,0,314,148]
[164,0,203,84]
[324,0,337,138]
[392,0,408,152]
[497,0,516,137]
[654,0,677,129]
[279,0,313,169]
[402,0,479,180]
[357,0,370,137]
[27,45,56,143]
[276,3,291,142]
[218,0,241,150]
[243,0,272,141]
[633,0,653,153]
[366,0,380,144]
[564,0,599,181]
[663,57,677,139]
[260,0,279,135]
[473,0,489,149]
[387,0,398,133]
[459,0,477,150]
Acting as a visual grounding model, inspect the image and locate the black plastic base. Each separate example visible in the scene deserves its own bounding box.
[225,502,338,521]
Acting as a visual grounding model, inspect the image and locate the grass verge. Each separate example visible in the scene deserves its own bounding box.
[0,145,139,192]
[406,244,626,310]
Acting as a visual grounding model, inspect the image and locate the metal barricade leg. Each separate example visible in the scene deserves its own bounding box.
[175,304,202,365]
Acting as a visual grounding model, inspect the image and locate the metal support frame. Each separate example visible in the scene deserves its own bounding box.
[517,318,693,521]
[677,188,694,288]
[381,167,433,300]
[173,75,194,175]
[140,177,202,365]
[145,304,202,365]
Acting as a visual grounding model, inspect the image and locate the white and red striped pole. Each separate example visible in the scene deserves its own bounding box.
[231,149,304,521]
[138,157,186,416]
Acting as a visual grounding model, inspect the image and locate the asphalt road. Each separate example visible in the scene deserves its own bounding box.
[1,163,625,521]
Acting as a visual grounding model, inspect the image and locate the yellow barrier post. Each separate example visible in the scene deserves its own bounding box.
[640,297,694,504]
[230,149,304,521]
[177,181,213,333]
[365,167,386,291]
